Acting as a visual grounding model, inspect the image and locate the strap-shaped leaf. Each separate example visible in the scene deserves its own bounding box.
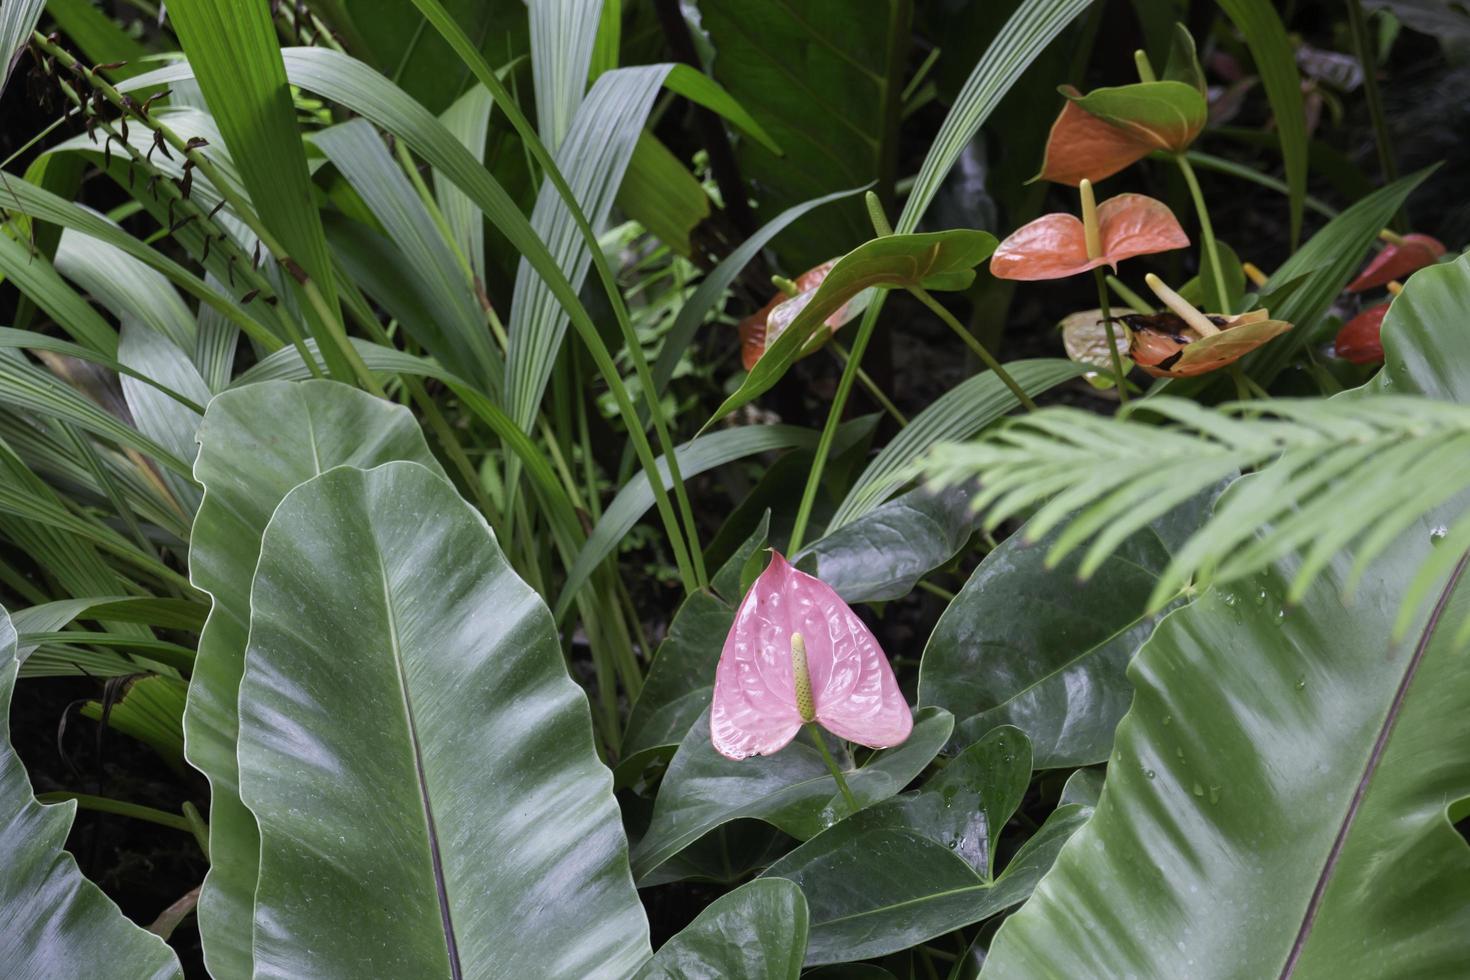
[187,379,439,979]
[0,605,182,978]
[239,461,650,977]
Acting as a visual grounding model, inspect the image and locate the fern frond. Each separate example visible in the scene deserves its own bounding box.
[918,396,1470,636]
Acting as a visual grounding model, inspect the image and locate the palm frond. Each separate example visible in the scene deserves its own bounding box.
[919,395,1470,636]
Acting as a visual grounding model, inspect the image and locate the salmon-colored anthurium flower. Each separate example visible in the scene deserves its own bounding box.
[990,181,1189,281]
[1125,273,1293,378]
[1346,232,1445,293]
[1334,303,1391,364]
[738,260,867,371]
[710,551,912,762]
[1035,80,1207,186]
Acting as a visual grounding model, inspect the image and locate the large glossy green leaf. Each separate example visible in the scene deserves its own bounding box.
[187,380,438,980]
[164,0,352,379]
[829,360,1085,530]
[763,728,1091,965]
[981,295,1470,976]
[632,707,953,882]
[1216,0,1310,247]
[699,0,912,268]
[918,493,1215,768]
[706,230,998,427]
[797,485,978,603]
[0,605,182,978]
[634,878,808,980]
[341,0,527,114]
[238,461,649,977]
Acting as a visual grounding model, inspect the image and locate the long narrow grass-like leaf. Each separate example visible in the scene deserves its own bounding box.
[0,0,43,95]
[54,229,195,351]
[530,0,601,153]
[554,425,826,621]
[163,0,354,379]
[313,119,501,395]
[0,234,116,354]
[830,360,1084,531]
[1214,0,1310,248]
[437,83,496,284]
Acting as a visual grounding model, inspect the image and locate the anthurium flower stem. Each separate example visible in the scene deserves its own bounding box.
[906,287,1039,412]
[1175,153,1231,316]
[1094,268,1129,403]
[807,723,860,814]
[830,342,908,426]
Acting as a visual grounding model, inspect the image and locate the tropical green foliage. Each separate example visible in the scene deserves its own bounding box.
[0,0,1466,976]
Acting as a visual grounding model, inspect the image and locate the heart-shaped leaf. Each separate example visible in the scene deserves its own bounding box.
[631,707,953,882]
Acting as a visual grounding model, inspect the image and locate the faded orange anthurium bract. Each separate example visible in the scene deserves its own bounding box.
[990,192,1189,281]
[1126,273,1293,378]
[710,551,912,760]
[738,260,865,371]
[1346,233,1445,293]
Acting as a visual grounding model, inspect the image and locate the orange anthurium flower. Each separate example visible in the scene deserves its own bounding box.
[738,260,867,370]
[1334,303,1391,364]
[1127,273,1292,378]
[1346,233,1445,293]
[990,187,1189,281]
[1035,81,1207,187]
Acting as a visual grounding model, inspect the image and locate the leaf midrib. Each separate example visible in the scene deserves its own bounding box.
[375,546,463,979]
[1278,550,1470,977]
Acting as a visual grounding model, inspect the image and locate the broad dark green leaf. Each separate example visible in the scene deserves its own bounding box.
[632,707,954,883]
[0,605,182,978]
[764,729,1088,965]
[919,493,1214,768]
[705,230,998,427]
[700,0,912,268]
[187,380,438,980]
[634,878,808,980]
[239,461,650,976]
[980,297,1470,977]
[342,0,528,114]
[797,485,979,603]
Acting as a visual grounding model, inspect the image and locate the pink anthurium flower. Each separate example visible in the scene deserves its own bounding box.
[989,184,1188,282]
[1346,233,1445,293]
[710,551,913,761]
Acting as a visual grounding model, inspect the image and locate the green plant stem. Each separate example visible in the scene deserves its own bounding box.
[37,792,194,833]
[806,723,859,814]
[1094,267,1128,403]
[1346,0,1401,213]
[182,801,210,858]
[1107,274,1154,315]
[1174,153,1231,315]
[907,287,1038,411]
[830,341,908,425]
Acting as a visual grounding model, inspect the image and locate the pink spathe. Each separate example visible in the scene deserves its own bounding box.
[710,551,913,760]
